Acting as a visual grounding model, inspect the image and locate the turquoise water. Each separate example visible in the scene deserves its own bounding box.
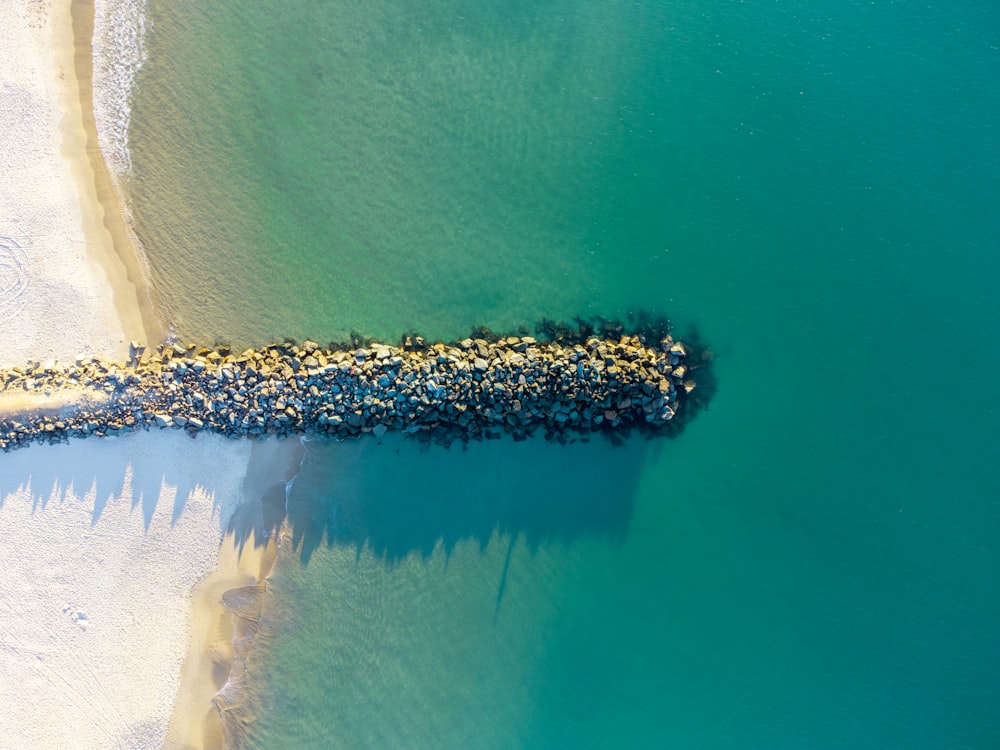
[127,0,1000,747]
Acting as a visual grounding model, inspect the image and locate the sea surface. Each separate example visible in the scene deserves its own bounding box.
[124,1,1000,747]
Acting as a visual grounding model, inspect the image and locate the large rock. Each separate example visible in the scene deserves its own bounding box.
[0,330,693,451]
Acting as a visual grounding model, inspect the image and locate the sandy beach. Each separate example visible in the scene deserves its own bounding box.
[0,0,149,370]
[0,1,276,748]
[0,434,255,748]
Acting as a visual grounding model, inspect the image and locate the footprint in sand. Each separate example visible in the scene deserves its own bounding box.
[0,235,30,316]
[62,604,89,631]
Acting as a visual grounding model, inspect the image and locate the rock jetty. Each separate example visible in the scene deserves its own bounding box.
[0,333,695,453]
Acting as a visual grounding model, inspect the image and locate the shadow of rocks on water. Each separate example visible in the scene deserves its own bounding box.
[221,426,664,574]
[220,314,714,566]
[273,429,658,567]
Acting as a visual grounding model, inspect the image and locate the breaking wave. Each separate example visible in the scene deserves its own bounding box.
[92,0,148,178]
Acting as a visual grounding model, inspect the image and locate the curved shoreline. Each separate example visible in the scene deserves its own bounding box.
[211,512,292,749]
[167,516,283,749]
[166,437,303,750]
[1,4,250,747]
[61,0,164,346]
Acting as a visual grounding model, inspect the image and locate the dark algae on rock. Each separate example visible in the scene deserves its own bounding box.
[0,317,711,452]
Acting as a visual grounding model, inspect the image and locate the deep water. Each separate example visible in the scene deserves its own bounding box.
[128,1,1000,747]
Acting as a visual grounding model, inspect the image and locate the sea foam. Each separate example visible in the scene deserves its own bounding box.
[93,0,147,178]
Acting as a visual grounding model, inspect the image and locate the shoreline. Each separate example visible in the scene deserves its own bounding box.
[58,0,165,347]
[169,530,280,749]
[167,438,304,750]
[0,2,265,748]
[214,523,291,749]
[0,432,259,749]
[56,3,299,747]
[63,2,264,744]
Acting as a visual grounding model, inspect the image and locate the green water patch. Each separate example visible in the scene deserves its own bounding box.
[128,0,707,347]
[126,0,1000,747]
[236,432,661,748]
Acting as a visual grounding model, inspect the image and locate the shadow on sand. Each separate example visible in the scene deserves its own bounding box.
[0,433,225,531]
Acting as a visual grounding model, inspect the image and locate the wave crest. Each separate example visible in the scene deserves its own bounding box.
[93,0,148,178]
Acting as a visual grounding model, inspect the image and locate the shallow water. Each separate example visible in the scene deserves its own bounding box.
[127,0,1000,747]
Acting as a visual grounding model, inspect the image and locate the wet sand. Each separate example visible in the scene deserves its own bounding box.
[62,0,164,345]
[0,1,278,747]
[0,433,255,749]
[166,438,304,750]
[166,531,279,749]
[0,0,146,371]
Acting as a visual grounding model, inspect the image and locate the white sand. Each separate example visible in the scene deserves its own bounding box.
[0,433,254,749]
[0,3,275,749]
[0,0,141,370]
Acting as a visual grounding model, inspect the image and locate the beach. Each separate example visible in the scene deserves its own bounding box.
[0,2,270,747]
[0,0,147,369]
[5,0,1000,747]
[0,435,255,748]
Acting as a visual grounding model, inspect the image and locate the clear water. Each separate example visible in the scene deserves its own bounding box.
[127,0,1000,747]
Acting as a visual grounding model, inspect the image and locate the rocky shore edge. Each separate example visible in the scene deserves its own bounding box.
[0,328,702,453]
